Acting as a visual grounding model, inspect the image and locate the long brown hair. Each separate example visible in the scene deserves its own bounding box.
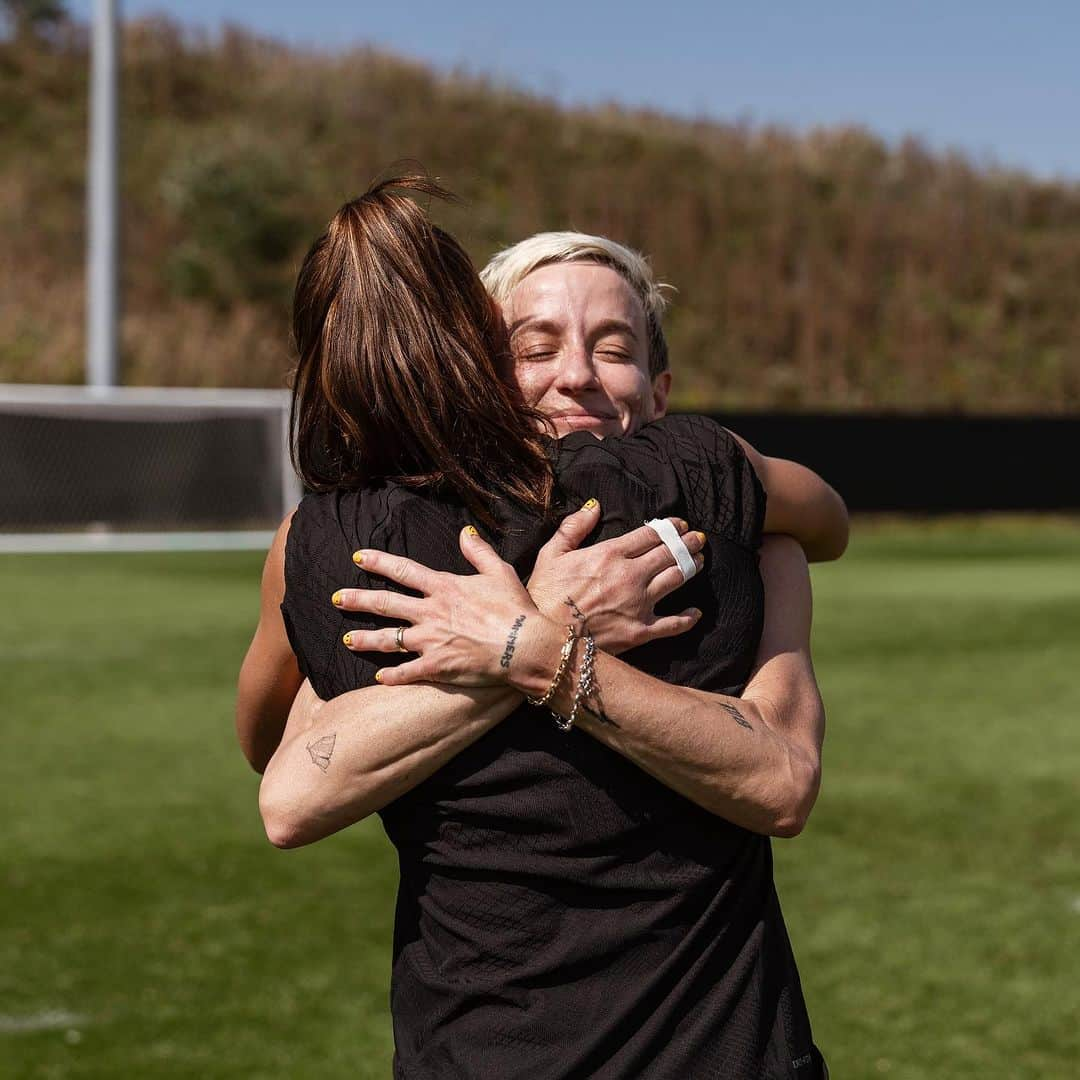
[289,174,554,524]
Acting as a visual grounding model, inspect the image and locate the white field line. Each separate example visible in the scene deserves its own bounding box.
[0,1010,89,1033]
[0,530,275,554]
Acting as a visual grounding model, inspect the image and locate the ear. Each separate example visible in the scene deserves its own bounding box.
[650,370,672,420]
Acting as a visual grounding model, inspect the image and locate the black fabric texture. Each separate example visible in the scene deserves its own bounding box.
[280,414,822,1079]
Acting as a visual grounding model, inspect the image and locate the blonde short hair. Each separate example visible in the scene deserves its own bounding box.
[480,232,672,376]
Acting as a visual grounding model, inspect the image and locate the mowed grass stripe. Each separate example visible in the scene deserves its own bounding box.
[2,521,1078,1078]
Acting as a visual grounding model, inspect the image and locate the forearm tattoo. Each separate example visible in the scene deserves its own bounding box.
[719,702,753,731]
[500,614,527,669]
[306,733,337,771]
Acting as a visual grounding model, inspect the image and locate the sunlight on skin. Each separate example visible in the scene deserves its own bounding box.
[502,263,671,439]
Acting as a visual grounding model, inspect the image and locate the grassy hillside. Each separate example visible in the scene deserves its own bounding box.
[3,17,1080,410]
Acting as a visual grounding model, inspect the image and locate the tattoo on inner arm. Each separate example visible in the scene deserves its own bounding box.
[306,733,337,771]
[719,703,754,731]
[500,614,527,669]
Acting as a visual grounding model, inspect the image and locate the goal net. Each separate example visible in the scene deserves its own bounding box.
[0,384,302,553]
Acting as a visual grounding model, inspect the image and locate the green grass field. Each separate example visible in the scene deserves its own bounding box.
[2,520,1079,1079]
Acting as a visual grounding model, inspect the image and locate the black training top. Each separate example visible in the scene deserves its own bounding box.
[280,414,821,1079]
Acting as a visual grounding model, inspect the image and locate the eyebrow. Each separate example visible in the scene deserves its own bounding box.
[508,316,561,338]
[508,316,639,341]
[590,318,639,342]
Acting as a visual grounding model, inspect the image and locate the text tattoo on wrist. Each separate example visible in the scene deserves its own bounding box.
[719,703,753,731]
[307,733,337,771]
[500,615,527,669]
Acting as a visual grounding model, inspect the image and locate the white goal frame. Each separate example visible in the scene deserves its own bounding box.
[0,384,302,554]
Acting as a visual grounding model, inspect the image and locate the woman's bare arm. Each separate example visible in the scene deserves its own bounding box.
[235,511,304,773]
[253,506,703,846]
[259,682,521,848]
[548,535,823,836]
[726,430,849,562]
[358,530,824,837]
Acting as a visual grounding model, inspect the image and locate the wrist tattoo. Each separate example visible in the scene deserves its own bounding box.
[306,733,337,771]
[719,702,753,731]
[500,614,527,669]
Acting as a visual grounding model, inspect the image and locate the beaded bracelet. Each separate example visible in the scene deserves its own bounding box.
[525,624,578,708]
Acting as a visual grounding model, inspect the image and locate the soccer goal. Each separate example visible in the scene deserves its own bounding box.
[0,384,302,553]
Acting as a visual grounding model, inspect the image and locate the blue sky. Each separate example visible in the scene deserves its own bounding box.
[68,1,1080,179]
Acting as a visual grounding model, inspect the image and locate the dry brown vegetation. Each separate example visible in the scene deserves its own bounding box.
[3,18,1080,410]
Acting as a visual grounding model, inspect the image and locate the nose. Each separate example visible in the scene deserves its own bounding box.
[553,342,599,394]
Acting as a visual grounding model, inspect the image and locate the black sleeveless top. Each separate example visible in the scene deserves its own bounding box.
[280,414,821,1079]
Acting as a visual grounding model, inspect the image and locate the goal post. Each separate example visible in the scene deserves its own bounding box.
[0,384,302,554]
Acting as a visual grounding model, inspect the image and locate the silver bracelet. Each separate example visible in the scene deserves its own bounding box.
[555,628,596,732]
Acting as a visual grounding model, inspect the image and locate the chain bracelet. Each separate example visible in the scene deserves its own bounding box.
[555,628,596,732]
[526,624,578,708]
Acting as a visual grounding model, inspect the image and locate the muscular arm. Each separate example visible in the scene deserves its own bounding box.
[255,508,702,847]
[726,430,849,563]
[541,535,824,836]
[260,533,823,846]
[259,682,520,848]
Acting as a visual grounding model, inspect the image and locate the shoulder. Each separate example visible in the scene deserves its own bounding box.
[635,414,766,548]
[635,413,741,461]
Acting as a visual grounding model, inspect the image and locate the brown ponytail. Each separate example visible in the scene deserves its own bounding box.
[289,174,554,525]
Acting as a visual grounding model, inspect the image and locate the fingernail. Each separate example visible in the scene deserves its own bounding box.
[464,525,479,536]
[581,497,598,510]
[342,632,352,646]
[691,608,702,620]
[696,532,707,545]
[352,551,364,566]
[332,590,344,606]
[374,669,383,683]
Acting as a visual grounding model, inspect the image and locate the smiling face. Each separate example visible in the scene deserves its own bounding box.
[503,262,671,438]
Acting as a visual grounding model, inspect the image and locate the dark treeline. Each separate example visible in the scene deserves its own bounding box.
[3,17,1080,411]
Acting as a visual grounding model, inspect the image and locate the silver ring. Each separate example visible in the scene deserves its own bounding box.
[395,626,408,653]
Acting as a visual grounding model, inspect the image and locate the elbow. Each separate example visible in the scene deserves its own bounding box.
[258,778,374,850]
[769,751,822,839]
[260,805,305,850]
[810,496,850,563]
[258,783,311,850]
[264,821,303,850]
[823,493,850,562]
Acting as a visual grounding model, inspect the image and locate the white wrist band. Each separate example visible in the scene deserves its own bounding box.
[644,518,698,582]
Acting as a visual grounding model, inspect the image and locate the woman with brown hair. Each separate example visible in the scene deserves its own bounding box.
[237,174,835,1078]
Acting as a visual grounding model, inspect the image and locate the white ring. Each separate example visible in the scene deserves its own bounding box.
[644,518,698,582]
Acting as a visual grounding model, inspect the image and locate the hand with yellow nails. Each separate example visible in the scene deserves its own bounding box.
[331,521,555,687]
[330,498,708,687]
[524,500,707,656]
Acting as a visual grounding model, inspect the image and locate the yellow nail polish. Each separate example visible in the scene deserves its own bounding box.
[581,498,598,510]
[374,669,383,683]
[352,551,364,566]
[342,632,352,646]
[332,590,343,606]
[696,532,707,545]
[464,525,479,536]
